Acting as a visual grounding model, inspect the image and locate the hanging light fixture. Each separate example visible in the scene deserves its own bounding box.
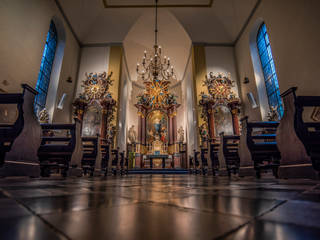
[136,0,175,82]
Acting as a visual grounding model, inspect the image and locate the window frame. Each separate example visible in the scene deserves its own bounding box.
[256,23,283,119]
[34,20,58,114]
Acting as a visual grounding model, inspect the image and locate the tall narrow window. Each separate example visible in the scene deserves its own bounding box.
[257,23,283,118]
[34,21,58,114]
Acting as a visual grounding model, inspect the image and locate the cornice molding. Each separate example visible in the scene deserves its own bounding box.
[54,0,81,46]
[102,0,214,8]
[234,0,262,46]
[81,42,123,48]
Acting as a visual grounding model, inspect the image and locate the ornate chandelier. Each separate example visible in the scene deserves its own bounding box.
[136,0,175,82]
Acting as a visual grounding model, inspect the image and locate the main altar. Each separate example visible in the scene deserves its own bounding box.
[133,44,182,169]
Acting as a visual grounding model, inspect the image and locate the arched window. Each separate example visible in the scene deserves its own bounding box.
[34,21,58,114]
[256,23,283,118]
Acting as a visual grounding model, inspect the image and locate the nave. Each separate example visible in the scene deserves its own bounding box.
[1,175,320,240]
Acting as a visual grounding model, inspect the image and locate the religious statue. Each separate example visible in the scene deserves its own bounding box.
[128,125,137,144]
[38,108,49,123]
[267,106,279,121]
[177,126,184,143]
[199,123,209,141]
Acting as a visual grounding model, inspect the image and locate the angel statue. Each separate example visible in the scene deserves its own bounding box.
[128,125,137,144]
[199,123,209,141]
[177,126,184,143]
[267,106,279,121]
[38,108,49,123]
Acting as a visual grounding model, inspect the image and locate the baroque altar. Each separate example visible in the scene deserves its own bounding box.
[133,44,182,169]
[199,72,241,144]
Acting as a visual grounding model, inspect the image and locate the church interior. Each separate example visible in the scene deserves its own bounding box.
[1,0,320,239]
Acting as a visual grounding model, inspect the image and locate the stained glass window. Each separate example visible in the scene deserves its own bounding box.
[257,23,283,118]
[34,21,57,114]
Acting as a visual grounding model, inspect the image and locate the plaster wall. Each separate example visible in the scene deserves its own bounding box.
[75,47,110,97]
[235,0,320,121]
[0,0,80,123]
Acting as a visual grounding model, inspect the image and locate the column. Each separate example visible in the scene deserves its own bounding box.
[100,109,107,139]
[231,109,240,136]
[208,104,215,141]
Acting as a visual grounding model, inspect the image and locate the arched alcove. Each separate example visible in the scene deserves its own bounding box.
[119,9,193,152]
[46,16,66,122]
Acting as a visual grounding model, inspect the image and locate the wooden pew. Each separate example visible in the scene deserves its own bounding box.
[219,132,240,176]
[201,141,219,175]
[277,87,320,178]
[81,137,98,176]
[0,92,24,167]
[0,84,41,177]
[240,117,280,178]
[209,142,220,175]
[101,139,111,176]
[110,148,119,175]
[37,121,83,177]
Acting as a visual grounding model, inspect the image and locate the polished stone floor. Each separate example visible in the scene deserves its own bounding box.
[1,175,320,240]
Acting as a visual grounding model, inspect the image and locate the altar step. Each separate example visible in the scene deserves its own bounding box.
[128,169,189,174]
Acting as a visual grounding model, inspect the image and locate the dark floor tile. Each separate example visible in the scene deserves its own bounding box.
[223,220,320,240]
[0,216,65,240]
[166,195,281,217]
[21,193,136,215]
[0,198,31,219]
[118,189,190,202]
[42,203,249,240]
[0,190,7,198]
[215,189,300,200]
[294,192,320,202]
[261,200,320,228]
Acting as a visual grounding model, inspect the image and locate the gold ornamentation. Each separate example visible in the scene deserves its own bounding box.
[38,108,49,123]
[82,71,113,102]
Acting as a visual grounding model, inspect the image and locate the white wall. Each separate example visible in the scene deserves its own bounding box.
[75,47,110,97]
[235,0,320,121]
[0,0,80,123]
[205,46,240,98]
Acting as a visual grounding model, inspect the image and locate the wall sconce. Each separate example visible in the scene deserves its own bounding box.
[57,93,67,110]
[66,76,72,83]
[243,77,249,84]
[247,92,258,109]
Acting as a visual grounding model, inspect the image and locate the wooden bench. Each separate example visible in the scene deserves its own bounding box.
[0,92,24,167]
[219,133,240,176]
[38,123,76,177]
[209,142,220,175]
[81,137,98,176]
[278,87,320,177]
[111,148,119,175]
[200,141,219,175]
[241,117,280,178]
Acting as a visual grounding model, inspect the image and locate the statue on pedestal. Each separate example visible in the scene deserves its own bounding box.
[128,125,137,144]
[177,126,184,143]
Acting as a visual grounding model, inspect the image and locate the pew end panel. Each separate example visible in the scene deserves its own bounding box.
[38,123,77,177]
[278,87,320,179]
[0,84,41,177]
[241,117,281,178]
[220,132,240,176]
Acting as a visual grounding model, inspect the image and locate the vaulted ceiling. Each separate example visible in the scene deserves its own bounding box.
[58,0,258,45]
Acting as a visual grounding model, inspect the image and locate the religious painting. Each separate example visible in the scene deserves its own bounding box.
[146,110,168,144]
[214,105,233,136]
[82,101,101,137]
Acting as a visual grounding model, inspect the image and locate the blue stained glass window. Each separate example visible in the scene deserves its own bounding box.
[257,23,283,118]
[34,21,57,114]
